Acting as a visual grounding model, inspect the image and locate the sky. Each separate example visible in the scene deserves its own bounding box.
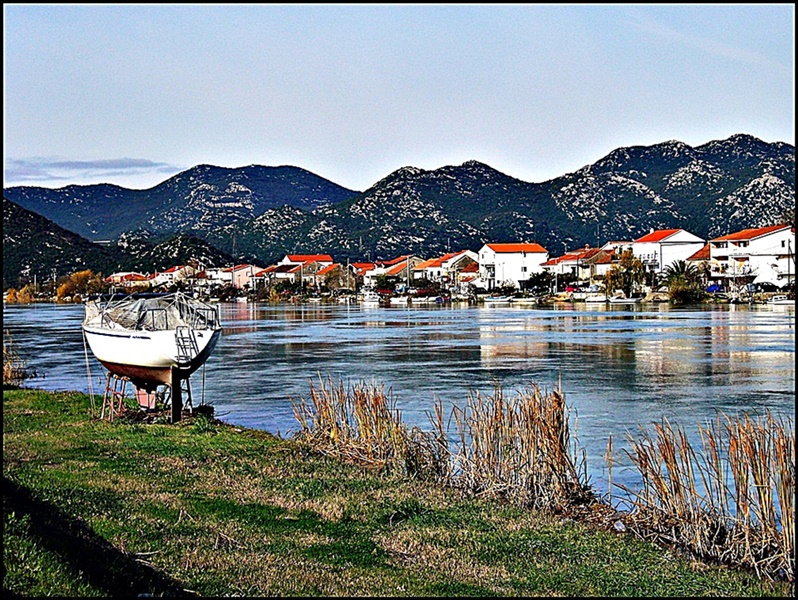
[3,3,795,191]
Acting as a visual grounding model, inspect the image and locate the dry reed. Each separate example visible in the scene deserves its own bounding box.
[291,375,448,479]
[292,377,593,509]
[621,411,794,581]
[3,330,34,387]
[292,376,794,583]
[447,384,593,510]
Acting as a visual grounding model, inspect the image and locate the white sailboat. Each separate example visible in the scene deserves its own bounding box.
[82,291,222,392]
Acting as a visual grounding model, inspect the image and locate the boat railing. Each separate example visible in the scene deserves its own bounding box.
[88,291,220,331]
[190,306,219,329]
[137,307,170,331]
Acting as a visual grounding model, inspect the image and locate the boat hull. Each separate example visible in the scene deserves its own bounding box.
[770,295,794,306]
[83,326,221,389]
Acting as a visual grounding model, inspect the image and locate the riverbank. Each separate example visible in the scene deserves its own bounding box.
[3,387,791,597]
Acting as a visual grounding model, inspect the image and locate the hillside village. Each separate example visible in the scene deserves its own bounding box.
[90,222,795,305]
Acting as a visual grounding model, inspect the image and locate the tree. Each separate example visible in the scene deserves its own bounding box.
[603,250,645,298]
[17,284,36,304]
[523,270,552,294]
[662,260,705,305]
[55,270,108,302]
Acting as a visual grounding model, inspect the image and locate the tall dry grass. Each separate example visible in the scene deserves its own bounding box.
[292,376,794,583]
[447,384,593,510]
[292,377,592,509]
[291,375,448,479]
[621,412,794,581]
[3,330,34,387]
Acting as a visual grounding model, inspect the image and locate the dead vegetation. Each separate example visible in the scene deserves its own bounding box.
[292,376,794,583]
[621,412,794,582]
[3,330,35,387]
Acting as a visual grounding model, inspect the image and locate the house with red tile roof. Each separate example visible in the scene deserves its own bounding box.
[347,262,375,289]
[632,228,705,274]
[708,224,794,288]
[266,263,303,285]
[313,263,355,290]
[279,254,334,267]
[297,260,336,289]
[541,246,608,284]
[105,272,150,288]
[147,264,198,288]
[204,266,234,288]
[248,265,278,290]
[362,256,424,289]
[224,264,262,290]
[477,242,548,290]
[412,250,478,285]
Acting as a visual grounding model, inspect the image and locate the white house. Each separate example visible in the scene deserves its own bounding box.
[148,264,197,288]
[477,243,548,291]
[708,224,795,289]
[204,267,232,288]
[278,254,334,268]
[632,228,705,274]
[105,272,150,288]
[412,250,478,285]
[362,255,423,289]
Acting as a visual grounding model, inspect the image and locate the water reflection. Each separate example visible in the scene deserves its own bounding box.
[3,301,794,499]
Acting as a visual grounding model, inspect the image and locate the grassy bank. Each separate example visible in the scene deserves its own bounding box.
[3,388,791,597]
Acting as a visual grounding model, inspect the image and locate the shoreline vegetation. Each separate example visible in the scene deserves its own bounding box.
[3,334,794,596]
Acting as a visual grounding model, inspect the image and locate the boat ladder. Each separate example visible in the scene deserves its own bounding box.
[175,326,199,365]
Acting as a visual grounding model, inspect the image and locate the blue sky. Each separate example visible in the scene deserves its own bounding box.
[3,3,794,191]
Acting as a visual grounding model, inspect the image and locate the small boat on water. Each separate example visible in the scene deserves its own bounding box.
[609,294,643,305]
[483,295,513,304]
[82,291,222,392]
[584,293,608,304]
[360,290,381,307]
[769,295,794,306]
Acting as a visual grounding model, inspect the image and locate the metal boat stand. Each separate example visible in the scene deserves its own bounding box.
[101,372,130,421]
[169,368,193,423]
[99,370,194,424]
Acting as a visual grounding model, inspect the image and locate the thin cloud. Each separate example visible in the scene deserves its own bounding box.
[623,7,790,73]
[4,157,182,187]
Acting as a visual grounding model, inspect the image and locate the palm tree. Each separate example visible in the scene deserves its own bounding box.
[662,260,699,286]
[662,260,704,304]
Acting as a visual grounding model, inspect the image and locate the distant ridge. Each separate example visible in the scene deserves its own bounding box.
[4,133,794,273]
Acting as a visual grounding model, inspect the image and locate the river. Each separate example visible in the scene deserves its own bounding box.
[4,300,795,502]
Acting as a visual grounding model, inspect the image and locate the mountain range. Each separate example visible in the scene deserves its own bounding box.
[3,133,795,288]
[3,201,236,289]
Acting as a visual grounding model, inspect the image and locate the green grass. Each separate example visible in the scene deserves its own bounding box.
[3,388,791,597]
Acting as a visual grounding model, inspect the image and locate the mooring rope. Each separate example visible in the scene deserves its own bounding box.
[201,362,206,406]
[82,327,96,416]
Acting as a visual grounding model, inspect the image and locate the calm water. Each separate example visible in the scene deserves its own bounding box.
[4,300,795,501]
